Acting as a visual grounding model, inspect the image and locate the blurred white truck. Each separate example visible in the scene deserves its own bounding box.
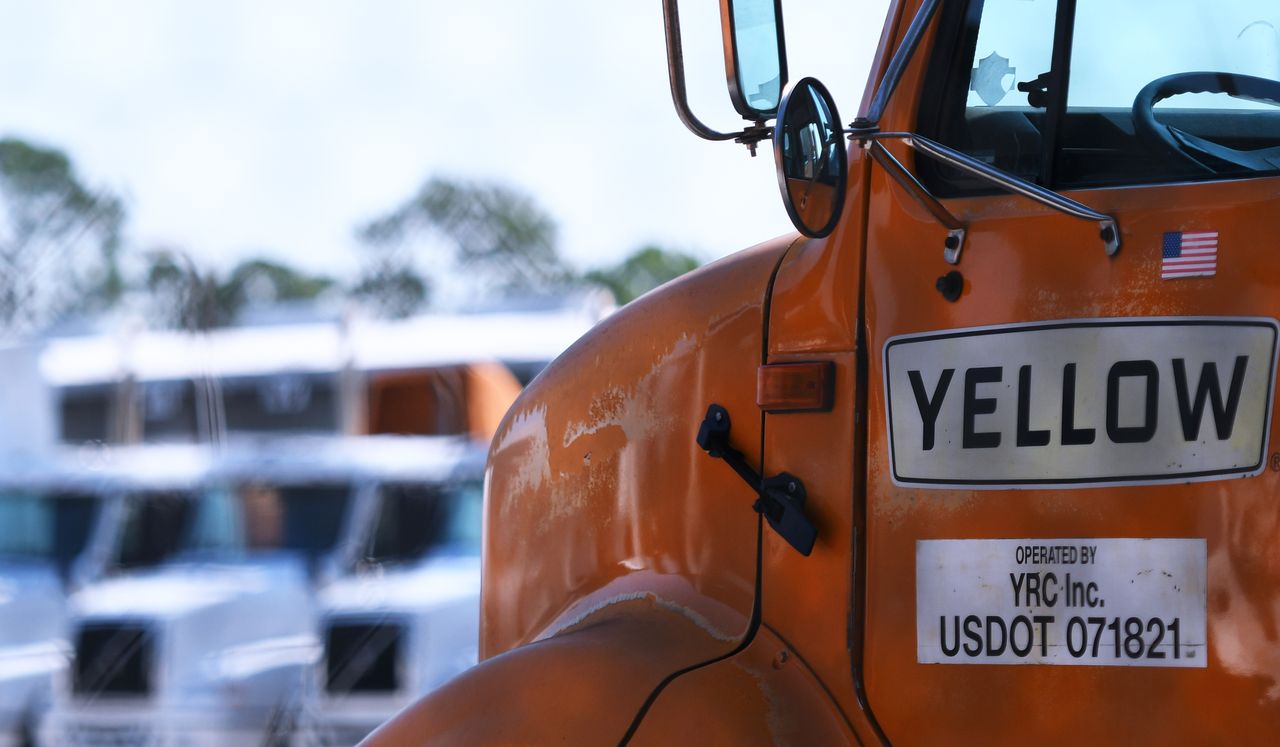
[0,452,99,747]
[1,443,218,747]
[41,436,484,747]
[292,438,486,746]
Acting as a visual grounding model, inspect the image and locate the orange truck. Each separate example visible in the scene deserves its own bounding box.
[368,0,1280,743]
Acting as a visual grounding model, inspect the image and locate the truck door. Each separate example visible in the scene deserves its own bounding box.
[861,0,1280,741]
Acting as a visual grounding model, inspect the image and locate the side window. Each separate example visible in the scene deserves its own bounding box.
[965,0,1056,111]
[919,0,1060,192]
[963,0,1058,183]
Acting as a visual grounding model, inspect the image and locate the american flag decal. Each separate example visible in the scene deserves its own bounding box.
[1161,231,1218,279]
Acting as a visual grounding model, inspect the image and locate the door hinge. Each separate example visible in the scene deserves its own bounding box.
[696,404,817,556]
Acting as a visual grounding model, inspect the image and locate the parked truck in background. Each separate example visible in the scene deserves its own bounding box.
[292,437,485,746]
[1,445,212,747]
[42,436,485,746]
[0,452,102,747]
[367,0,1280,743]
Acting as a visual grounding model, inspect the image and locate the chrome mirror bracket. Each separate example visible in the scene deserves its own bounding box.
[663,0,770,155]
[864,132,1122,259]
[867,140,968,264]
[856,0,945,131]
[843,0,1123,262]
[944,228,967,264]
[735,121,774,157]
[662,0,739,143]
[1098,219,1121,256]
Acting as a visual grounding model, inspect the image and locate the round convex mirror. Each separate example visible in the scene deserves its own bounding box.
[773,77,846,238]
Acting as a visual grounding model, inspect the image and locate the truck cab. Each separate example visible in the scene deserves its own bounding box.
[369,0,1280,743]
[0,453,107,747]
[43,436,484,746]
[292,436,486,746]
[37,445,254,746]
[4,444,222,747]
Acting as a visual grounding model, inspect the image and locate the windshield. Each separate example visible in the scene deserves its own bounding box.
[1067,2,1279,109]
[113,491,195,571]
[0,491,100,579]
[185,482,353,564]
[922,0,1280,192]
[363,481,482,567]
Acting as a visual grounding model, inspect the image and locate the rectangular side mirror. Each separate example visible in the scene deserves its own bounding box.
[720,0,788,119]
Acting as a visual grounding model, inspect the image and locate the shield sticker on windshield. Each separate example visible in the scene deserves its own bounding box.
[971,52,1016,106]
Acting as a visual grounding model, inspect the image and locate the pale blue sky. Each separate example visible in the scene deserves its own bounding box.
[0,1,887,280]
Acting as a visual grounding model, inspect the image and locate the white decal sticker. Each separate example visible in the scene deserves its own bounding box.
[916,538,1206,667]
[884,317,1278,488]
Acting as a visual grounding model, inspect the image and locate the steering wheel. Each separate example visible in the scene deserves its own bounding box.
[1132,71,1280,173]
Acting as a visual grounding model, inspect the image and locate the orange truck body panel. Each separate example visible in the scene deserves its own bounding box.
[475,234,796,659]
[367,0,1280,743]
[363,599,730,745]
[628,623,857,746]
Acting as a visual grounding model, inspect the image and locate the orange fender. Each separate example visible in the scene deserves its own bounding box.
[629,624,858,746]
[361,596,736,746]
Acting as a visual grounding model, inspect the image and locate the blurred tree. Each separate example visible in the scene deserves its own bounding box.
[349,255,429,319]
[0,137,125,335]
[144,250,235,331]
[224,258,335,308]
[358,176,573,297]
[584,245,700,305]
[144,252,336,331]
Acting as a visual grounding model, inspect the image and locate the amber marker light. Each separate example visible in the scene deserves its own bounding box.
[757,361,835,413]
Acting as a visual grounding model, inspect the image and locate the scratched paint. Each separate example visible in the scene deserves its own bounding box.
[493,403,551,507]
[561,335,696,449]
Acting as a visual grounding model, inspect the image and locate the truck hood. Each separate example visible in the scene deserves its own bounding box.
[481,232,797,658]
[0,562,64,648]
[320,554,480,616]
[69,559,308,621]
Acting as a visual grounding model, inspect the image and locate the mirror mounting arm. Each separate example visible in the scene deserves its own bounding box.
[735,121,772,156]
[849,0,946,136]
[864,132,1122,258]
[663,0,748,144]
[866,141,967,263]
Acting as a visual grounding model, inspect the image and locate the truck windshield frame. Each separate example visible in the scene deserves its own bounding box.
[917,0,1280,196]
